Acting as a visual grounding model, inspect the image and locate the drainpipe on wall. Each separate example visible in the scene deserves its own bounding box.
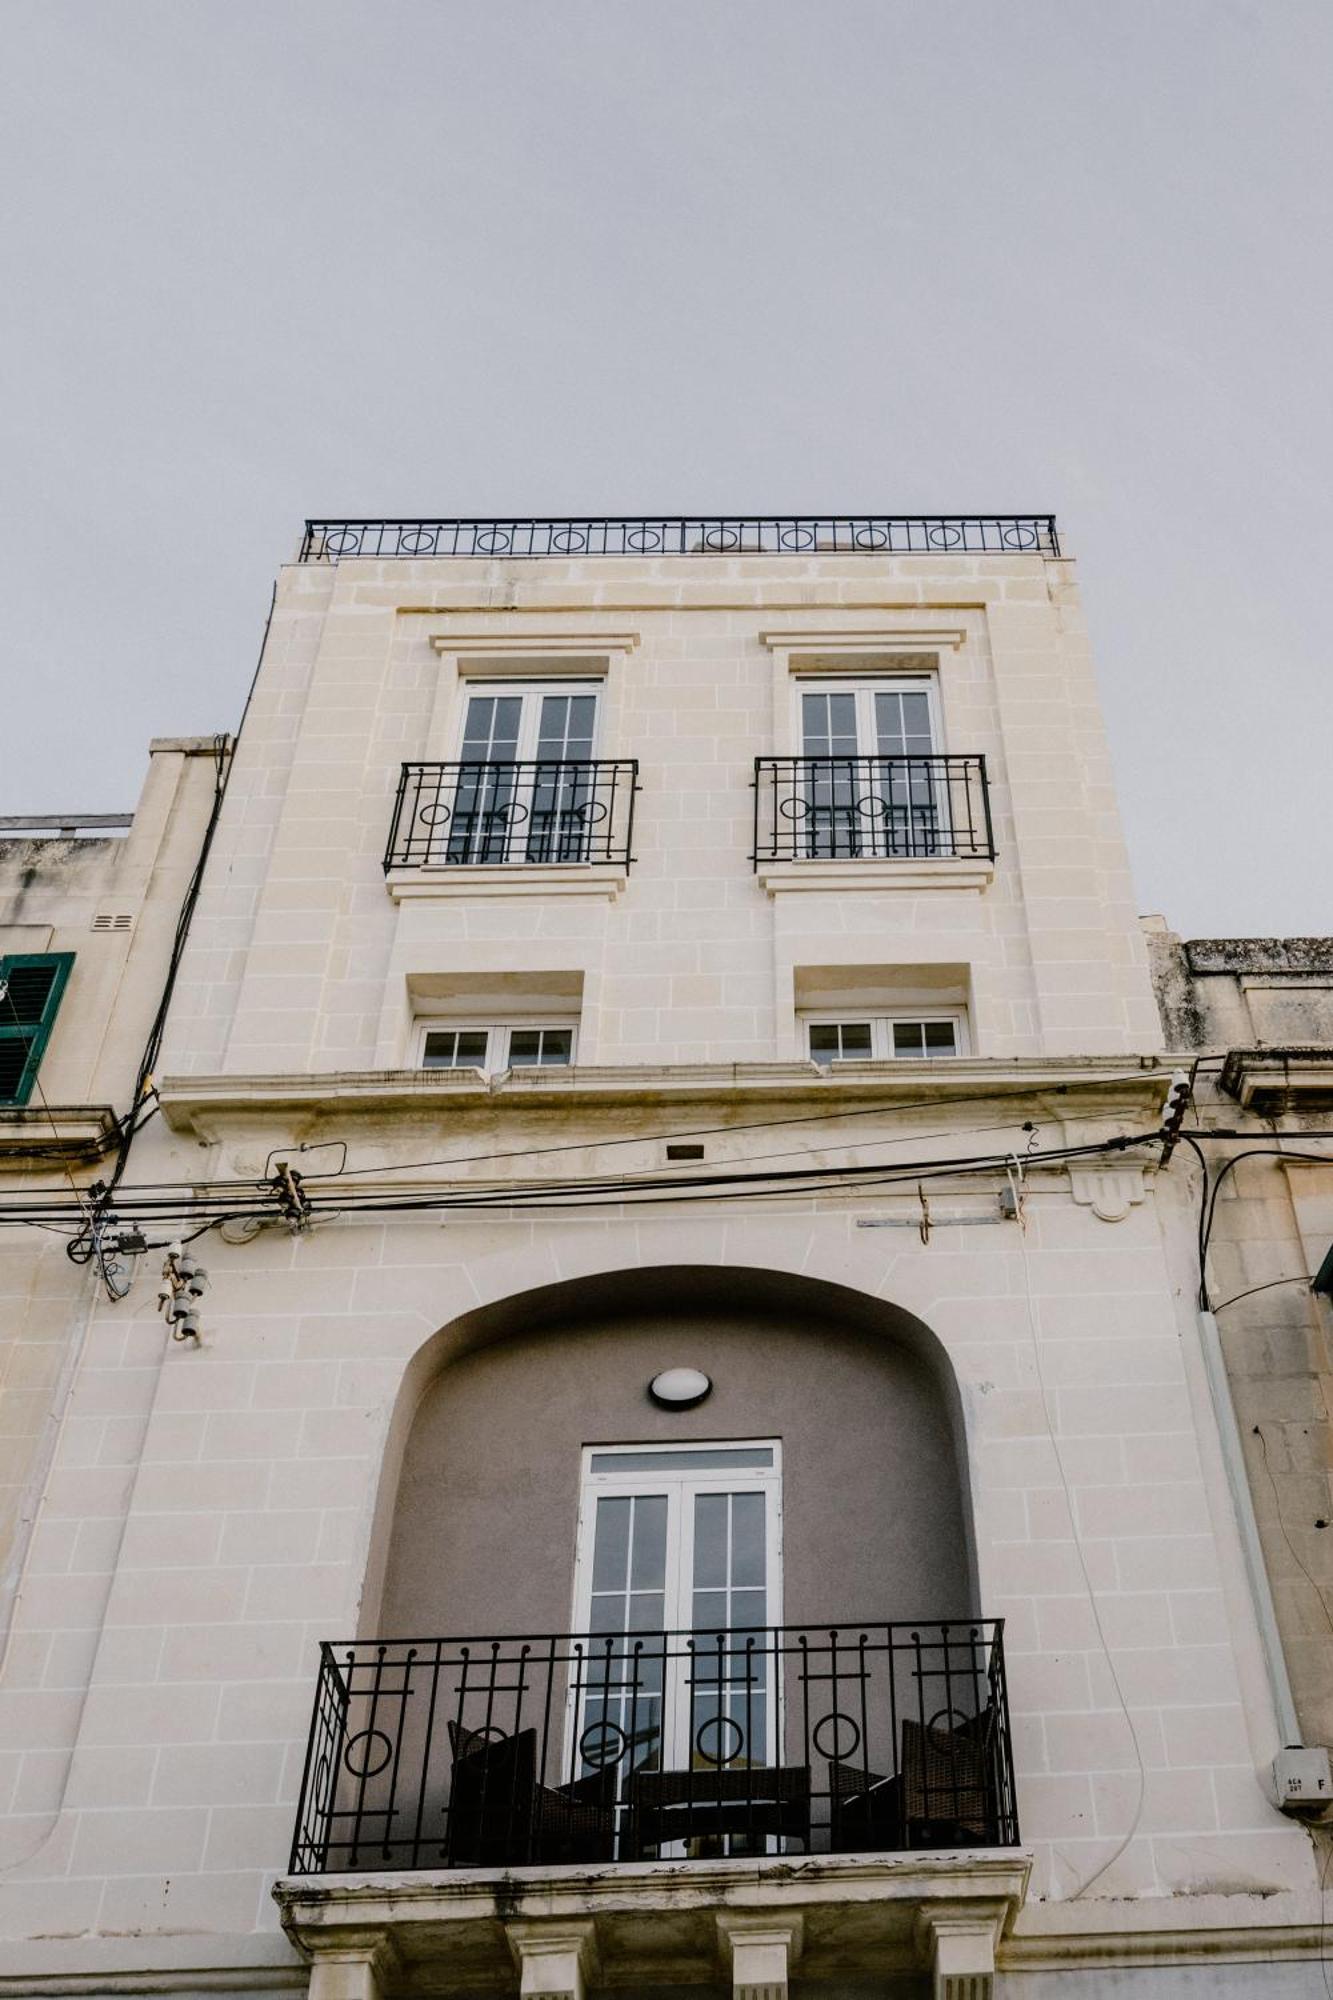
[1196,1309,1331,1816]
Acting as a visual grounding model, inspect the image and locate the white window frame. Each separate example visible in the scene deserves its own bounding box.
[793,674,943,756]
[455,679,604,761]
[570,1441,784,1789]
[802,1011,968,1062]
[573,1441,784,1635]
[415,1020,578,1072]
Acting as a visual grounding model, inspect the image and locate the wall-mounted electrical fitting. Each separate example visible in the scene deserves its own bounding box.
[158,1242,208,1341]
[268,1162,313,1231]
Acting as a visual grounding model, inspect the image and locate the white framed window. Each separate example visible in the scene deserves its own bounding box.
[794,676,949,860]
[417,1022,576,1071]
[443,681,603,865]
[457,681,602,763]
[797,677,940,760]
[571,1442,783,1787]
[804,1013,965,1063]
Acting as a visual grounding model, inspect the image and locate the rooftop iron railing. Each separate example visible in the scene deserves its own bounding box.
[385,760,638,871]
[288,1618,1017,1874]
[753,755,995,866]
[300,516,1059,562]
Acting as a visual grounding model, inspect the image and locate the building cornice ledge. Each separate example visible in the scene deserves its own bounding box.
[0,1104,119,1164]
[158,1059,1173,1135]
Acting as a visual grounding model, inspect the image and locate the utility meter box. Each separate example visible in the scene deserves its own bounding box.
[1274,1746,1333,1814]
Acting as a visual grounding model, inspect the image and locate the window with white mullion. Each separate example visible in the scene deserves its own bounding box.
[797,678,945,859]
[572,1444,782,1785]
[417,1022,576,1071]
[805,1014,963,1063]
[446,681,603,864]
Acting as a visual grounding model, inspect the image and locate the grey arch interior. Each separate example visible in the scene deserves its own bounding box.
[378,1265,977,1637]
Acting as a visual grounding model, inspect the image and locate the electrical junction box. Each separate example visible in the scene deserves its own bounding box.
[1274,1746,1333,1814]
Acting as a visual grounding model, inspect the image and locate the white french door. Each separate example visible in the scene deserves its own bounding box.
[797,679,945,858]
[570,1443,782,1787]
[445,682,601,863]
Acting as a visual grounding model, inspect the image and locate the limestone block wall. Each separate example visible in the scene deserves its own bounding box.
[0,1162,1316,1986]
[161,551,1161,1081]
[0,741,227,1668]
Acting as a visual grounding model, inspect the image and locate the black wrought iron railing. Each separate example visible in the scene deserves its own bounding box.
[288,1619,1017,1875]
[385,760,639,871]
[753,756,994,867]
[300,516,1059,562]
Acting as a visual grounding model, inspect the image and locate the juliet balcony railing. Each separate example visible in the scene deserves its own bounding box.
[288,1619,1017,1875]
[753,756,995,867]
[385,761,639,872]
[301,515,1060,562]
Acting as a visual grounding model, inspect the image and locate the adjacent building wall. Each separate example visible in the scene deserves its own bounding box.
[1146,926,1333,1746]
[0,740,225,1651]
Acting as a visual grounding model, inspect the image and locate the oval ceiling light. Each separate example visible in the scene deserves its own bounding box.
[648,1368,712,1410]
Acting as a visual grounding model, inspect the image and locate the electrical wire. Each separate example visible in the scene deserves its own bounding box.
[0,1129,1164,1233]
[1213,1275,1317,1312]
[57,1066,1176,1198]
[1252,1426,1333,1641]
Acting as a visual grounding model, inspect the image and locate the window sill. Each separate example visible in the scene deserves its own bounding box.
[385,863,629,903]
[756,857,995,895]
[0,1105,118,1163]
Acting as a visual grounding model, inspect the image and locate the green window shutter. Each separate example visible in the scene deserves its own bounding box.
[0,953,75,1106]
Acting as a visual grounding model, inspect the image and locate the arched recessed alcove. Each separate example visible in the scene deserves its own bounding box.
[370,1265,978,1638]
[305,1269,1014,1877]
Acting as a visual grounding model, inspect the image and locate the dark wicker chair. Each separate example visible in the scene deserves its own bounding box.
[898,1707,1000,1847]
[828,1706,1000,1853]
[827,1757,901,1852]
[446,1722,617,1867]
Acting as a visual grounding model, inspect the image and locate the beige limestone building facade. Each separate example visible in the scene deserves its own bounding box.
[0,517,1329,1998]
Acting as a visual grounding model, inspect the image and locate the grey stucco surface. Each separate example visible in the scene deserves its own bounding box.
[380,1301,974,1639]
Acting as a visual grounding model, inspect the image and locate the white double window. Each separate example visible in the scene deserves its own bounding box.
[796,677,946,859]
[418,1023,575,1071]
[804,1014,964,1062]
[444,682,602,864]
[571,1443,782,1782]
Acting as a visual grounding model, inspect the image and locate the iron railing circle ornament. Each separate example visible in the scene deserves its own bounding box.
[302,515,1060,563]
[579,1719,629,1770]
[397,527,439,556]
[322,527,363,557]
[695,1713,745,1767]
[1002,522,1039,550]
[343,1727,394,1780]
[812,1711,862,1761]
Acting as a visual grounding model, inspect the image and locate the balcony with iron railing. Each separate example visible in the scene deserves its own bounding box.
[288,1618,1016,1876]
[385,760,639,873]
[300,515,1059,562]
[752,755,994,868]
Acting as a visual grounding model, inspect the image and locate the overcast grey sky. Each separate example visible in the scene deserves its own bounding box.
[2,1,1328,935]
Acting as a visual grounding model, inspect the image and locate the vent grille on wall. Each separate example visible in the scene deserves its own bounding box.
[90,913,133,934]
